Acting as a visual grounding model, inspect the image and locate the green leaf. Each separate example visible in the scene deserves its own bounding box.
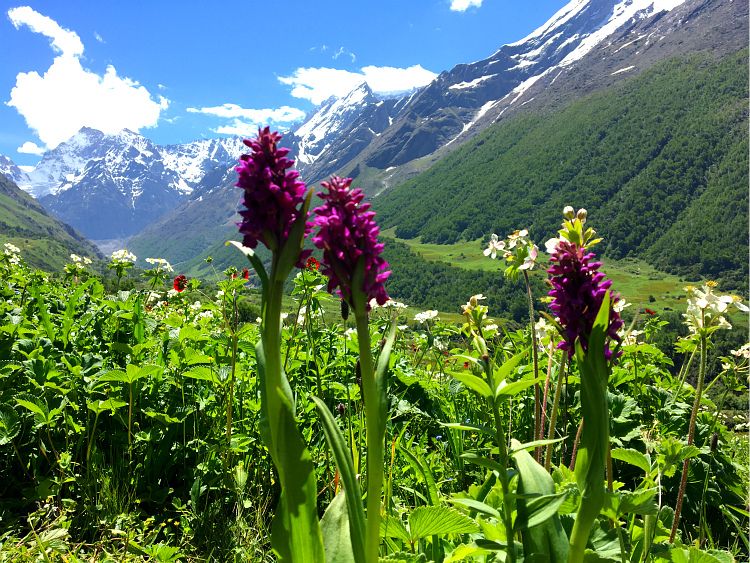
[0,405,20,445]
[87,398,127,414]
[460,452,505,473]
[321,491,355,563]
[313,397,366,563]
[380,514,411,543]
[493,349,528,383]
[399,445,439,506]
[511,439,568,561]
[495,375,545,399]
[444,543,494,563]
[447,498,501,520]
[182,366,221,385]
[449,371,492,398]
[439,422,494,437]
[408,506,478,541]
[509,438,564,456]
[611,448,651,474]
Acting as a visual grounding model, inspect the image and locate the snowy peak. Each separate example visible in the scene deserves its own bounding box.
[0,154,31,190]
[293,82,378,165]
[160,136,246,190]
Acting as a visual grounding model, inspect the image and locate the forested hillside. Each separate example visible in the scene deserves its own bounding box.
[0,174,101,270]
[376,50,749,288]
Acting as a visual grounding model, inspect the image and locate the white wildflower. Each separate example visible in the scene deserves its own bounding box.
[483,233,505,259]
[145,257,174,272]
[190,301,202,311]
[545,238,560,255]
[167,289,179,298]
[4,242,20,255]
[730,343,750,359]
[414,310,438,324]
[111,249,136,264]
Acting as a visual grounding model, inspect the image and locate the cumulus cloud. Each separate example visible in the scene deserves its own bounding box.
[6,6,168,149]
[16,141,45,155]
[279,64,437,105]
[187,104,306,135]
[450,0,483,11]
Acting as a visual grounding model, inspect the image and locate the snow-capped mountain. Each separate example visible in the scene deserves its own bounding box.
[0,155,31,190]
[287,82,402,183]
[27,127,247,240]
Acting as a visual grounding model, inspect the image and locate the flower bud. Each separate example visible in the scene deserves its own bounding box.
[340,299,350,321]
[563,206,575,219]
[576,208,587,223]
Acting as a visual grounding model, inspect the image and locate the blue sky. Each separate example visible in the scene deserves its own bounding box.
[0,0,568,166]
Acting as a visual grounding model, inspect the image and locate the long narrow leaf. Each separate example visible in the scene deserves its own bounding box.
[313,396,366,563]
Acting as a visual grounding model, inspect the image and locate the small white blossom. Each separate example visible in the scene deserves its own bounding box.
[4,242,20,255]
[730,343,750,359]
[145,257,174,272]
[111,249,136,264]
[190,301,202,311]
[216,290,225,299]
[414,310,438,324]
[519,244,539,271]
[483,233,505,259]
[613,299,631,313]
[167,289,179,298]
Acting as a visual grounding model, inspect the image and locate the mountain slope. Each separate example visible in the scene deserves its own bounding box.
[318,0,746,195]
[374,50,749,288]
[0,173,101,270]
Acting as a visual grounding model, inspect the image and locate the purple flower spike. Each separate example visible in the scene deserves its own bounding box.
[312,176,390,311]
[236,127,308,251]
[547,240,623,360]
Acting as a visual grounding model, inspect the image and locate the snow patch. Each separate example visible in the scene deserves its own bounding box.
[449,74,496,90]
[445,100,499,147]
[611,65,636,75]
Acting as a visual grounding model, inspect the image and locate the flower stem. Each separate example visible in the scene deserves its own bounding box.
[355,310,384,563]
[670,329,707,542]
[545,353,567,471]
[484,357,517,563]
[523,270,541,459]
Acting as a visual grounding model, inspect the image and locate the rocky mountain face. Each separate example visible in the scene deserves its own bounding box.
[2,128,247,240]
[298,0,745,193]
[0,155,31,189]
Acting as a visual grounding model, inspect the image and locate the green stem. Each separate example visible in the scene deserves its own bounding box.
[355,310,384,563]
[484,357,517,563]
[670,329,707,542]
[523,271,541,459]
[545,353,567,471]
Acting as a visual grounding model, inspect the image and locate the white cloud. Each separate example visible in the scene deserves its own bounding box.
[187,103,306,123]
[8,6,83,56]
[17,141,45,155]
[450,0,483,12]
[187,104,306,136]
[6,6,169,149]
[332,47,356,63]
[279,64,437,105]
[93,31,104,43]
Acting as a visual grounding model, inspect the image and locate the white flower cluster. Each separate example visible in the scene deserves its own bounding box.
[683,282,748,334]
[3,242,21,265]
[370,298,408,310]
[111,249,137,264]
[145,257,174,272]
[484,229,538,271]
[414,310,438,324]
[70,254,93,265]
[730,342,750,359]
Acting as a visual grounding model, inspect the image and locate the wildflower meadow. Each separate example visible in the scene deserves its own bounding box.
[0,128,747,562]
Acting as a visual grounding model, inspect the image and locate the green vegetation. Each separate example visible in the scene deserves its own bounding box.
[0,174,101,271]
[375,50,749,290]
[0,223,747,561]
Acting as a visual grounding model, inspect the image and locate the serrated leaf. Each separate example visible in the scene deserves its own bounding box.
[408,506,478,541]
[611,448,651,474]
[0,404,20,445]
